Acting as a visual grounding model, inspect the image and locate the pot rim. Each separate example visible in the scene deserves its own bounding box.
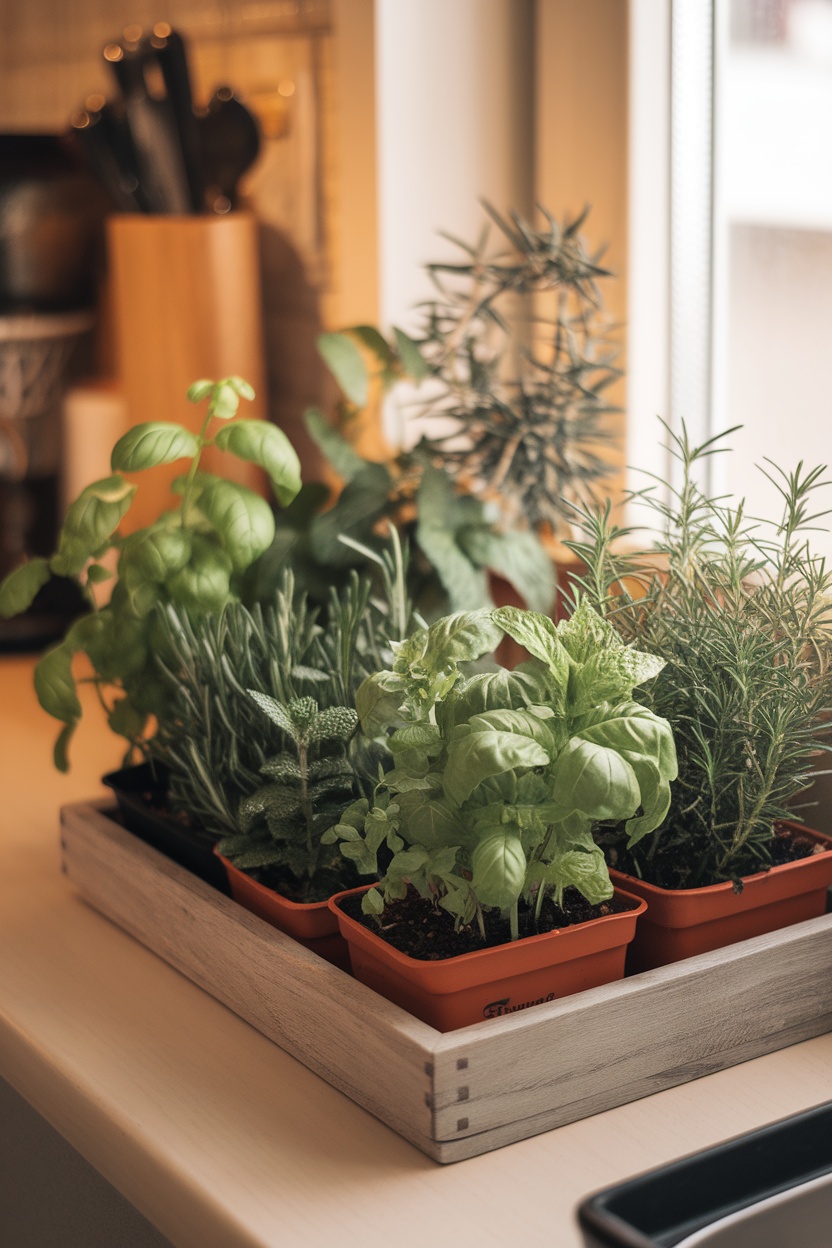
[214,848,335,914]
[609,821,832,899]
[328,883,646,974]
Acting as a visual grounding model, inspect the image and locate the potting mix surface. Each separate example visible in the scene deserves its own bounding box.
[338,886,631,961]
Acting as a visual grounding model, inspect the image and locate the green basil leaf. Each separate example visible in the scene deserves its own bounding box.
[0,557,50,618]
[317,331,369,406]
[468,708,557,756]
[392,326,428,381]
[213,419,302,507]
[122,525,192,582]
[165,535,233,611]
[361,887,385,917]
[416,466,492,612]
[111,423,199,472]
[550,737,641,822]
[196,478,276,571]
[444,727,550,807]
[226,376,256,401]
[537,845,613,907]
[187,379,215,402]
[86,563,113,584]
[34,642,82,724]
[420,610,504,673]
[51,476,136,576]
[355,672,406,736]
[492,606,571,695]
[210,382,240,420]
[53,721,77,773]
[471,832,526,910]
[461,525,556,615]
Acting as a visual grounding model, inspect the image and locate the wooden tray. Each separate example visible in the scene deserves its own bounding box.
[60,801,832,1164]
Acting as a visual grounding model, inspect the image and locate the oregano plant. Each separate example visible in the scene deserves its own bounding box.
[0,376,301,769]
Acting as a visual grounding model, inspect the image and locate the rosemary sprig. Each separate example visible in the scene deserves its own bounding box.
[413,203,620,533]
[570,424,832,886]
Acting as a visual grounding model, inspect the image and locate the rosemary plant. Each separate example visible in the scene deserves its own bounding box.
[413,203,620,534]
[569,425,832,888]
[151,533,421,902]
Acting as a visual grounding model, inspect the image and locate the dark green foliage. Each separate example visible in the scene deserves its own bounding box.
[414,203,619,533]
[569,425,832,887]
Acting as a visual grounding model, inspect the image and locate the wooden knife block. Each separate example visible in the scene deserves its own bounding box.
[106,213,268,533]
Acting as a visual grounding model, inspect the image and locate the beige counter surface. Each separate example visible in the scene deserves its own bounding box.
[2,652,832,1247]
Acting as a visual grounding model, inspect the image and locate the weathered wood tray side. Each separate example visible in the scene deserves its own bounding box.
[61,802,832,1165]
[60,803,439,1157]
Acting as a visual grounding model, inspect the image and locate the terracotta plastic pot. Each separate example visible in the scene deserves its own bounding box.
[609,823,832,973]
[215,852,350,971]
[328,886,646,1032]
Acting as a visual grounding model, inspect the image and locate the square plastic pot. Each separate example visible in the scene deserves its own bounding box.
[102,763,229,894]
[215,852,350,971]
[609,823,832,973]
[328,886,646,1032]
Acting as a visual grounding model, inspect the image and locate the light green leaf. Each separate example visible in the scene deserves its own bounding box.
[355,672,406,736]
[420,609,504,673]
[471,832,526,909]
[468,708,557,756]
[196,478,276,571]
[210,382,240,420]
[538,845,613,908]
[393,326,428,381]
[213,419,302,507]
[165,535,233,611]
[397,795,462,850]
[123,526,192,582]
[444,727,550,807]
[111,422,199,473]
[226,376,256,401]
[558,599,665,707]
[492,606,571,692]
[247,690,296,737]
[318,331,369,406]
[187,379,214,402]
[361,887,385,917]
[34,642,81,724]
[0,557,50,618]
[51,476,136,576]
[551,737,641,822]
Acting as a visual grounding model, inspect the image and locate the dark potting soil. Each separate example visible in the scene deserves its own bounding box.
[609,825,821,891]
[338,886,632,961]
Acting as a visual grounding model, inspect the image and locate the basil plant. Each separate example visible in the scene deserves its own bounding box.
[0,377,301,770]
[324,600,678,941]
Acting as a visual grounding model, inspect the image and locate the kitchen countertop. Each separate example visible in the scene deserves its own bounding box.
[3,651,832,1248]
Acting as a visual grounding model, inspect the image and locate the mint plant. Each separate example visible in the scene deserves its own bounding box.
[325,599,677,941]
[0,377,301,769]
[150,534,422,898]
[216,693,361,903]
